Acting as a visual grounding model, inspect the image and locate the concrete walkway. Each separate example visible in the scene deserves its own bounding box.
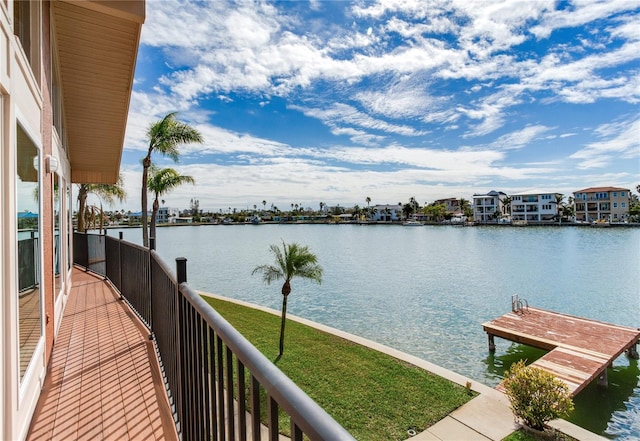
[201,292,608,441]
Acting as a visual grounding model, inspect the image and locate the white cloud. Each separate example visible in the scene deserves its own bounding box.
[531,0,640,39]
[570,118,640,169]
[290,103,427,139]
[490,125,553,151]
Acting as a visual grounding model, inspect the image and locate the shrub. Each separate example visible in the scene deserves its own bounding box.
[503,360,574,431]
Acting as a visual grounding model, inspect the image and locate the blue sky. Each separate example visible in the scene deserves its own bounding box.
[116,0,640,213]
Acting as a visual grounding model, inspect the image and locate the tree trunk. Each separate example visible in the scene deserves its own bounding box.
[278,293,288,358]
[141,155,151,247]
[77,187,87,232]
[150,196,159,247]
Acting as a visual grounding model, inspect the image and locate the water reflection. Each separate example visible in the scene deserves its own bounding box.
[485,343,640,437]
[482,343,546,382]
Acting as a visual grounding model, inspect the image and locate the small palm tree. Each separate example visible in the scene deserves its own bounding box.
[500,196,512,217]
[77,177,126,232]
[147,166,195,244]
[142,112,203,247]
[553,194,564,223]
[252,241,323,359]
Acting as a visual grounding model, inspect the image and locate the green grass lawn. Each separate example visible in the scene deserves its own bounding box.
[202,295,474,441]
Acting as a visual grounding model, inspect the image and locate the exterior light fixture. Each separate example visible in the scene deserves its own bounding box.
[45,155,58,173]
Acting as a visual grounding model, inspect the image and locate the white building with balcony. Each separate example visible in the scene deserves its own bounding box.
[157,207,180,223]
[511,192,562,222]
[472,191,506,223]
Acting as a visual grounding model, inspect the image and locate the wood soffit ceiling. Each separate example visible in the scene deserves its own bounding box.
[53,1,144,184]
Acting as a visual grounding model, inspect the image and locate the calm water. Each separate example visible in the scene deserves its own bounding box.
[112,224,640,438]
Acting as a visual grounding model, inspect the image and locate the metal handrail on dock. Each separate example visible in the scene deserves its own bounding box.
[511,294,529,314]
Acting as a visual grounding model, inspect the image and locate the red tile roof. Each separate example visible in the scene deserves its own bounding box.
[574,186,629,193]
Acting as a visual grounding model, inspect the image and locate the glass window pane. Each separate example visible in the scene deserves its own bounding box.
[17,124,41,381]
[54,174,62,297]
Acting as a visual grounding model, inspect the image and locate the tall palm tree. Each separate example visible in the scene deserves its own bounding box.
[147,166,195,244]
[76,177,126,232]
[252,241,323,359]
[141,112,203,247]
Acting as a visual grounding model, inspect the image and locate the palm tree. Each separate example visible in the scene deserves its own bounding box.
[252,241,323,359]
[458,198,469,215]
[500,196,512,218]
[147,166,195,244]
[76,177,126,232]
[553,194,564,223]
[141,112,203,247]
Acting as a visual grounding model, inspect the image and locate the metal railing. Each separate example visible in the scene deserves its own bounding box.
[18,233,39,292]
[73,231,354,441]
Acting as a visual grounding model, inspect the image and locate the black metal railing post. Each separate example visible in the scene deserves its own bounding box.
[148,237,155,340]
[176,257,187,439]
[176,257,187,284]
[118,232,123,297]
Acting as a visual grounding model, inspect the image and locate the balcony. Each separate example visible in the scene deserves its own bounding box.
[28,233,353,441]
[27,270,178,440]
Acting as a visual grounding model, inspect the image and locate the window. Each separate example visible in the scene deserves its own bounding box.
[621,192,626,197]
[613,192,618,197]
[52,55,65,144]
[613,203,618,208]
[13,0,40,79]
[13,0,30,59]
[67,184,72,272]
[16,123,42,382]
[622,203,626,208]
[54,174,62,298]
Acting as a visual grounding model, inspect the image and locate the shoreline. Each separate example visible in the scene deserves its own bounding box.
[104,221,640,229]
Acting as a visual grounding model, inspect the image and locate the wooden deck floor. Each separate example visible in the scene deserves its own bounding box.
[483,307,640,396]
[27,270,178,441]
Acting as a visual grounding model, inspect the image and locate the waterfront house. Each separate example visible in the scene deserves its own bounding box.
[472,190,507,223]
[157,206,180,223]
[510,192,562,223]
[1,1,144,438]
[370,204,402,222]
[433,197,462,215]
[573,187,631,222]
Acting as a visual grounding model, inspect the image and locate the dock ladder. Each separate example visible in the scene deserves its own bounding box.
[511,294,529,315]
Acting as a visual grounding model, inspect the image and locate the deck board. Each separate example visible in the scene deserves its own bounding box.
[483,307,640,397]
[27,269,178,441]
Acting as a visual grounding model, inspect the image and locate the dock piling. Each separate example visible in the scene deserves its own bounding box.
[488,334,496,352]
[627,343,639,359]
[597,369,608,388]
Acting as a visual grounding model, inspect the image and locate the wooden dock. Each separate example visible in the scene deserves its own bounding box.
[483,305,640,396]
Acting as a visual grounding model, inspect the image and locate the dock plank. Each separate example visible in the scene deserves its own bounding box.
[483,307,640,397]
